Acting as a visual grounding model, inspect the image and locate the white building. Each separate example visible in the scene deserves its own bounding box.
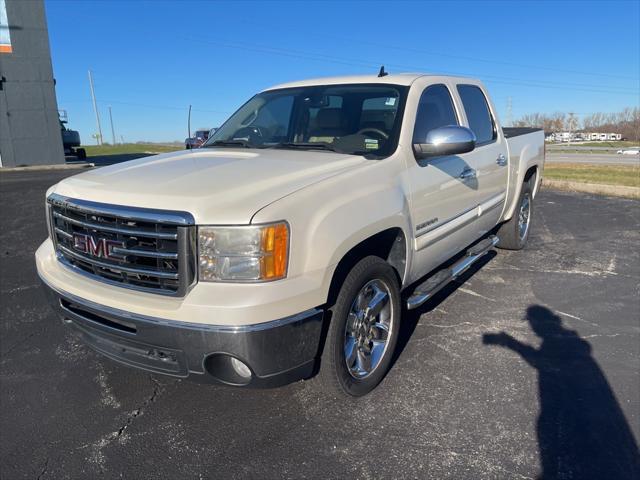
[586,132,622,141]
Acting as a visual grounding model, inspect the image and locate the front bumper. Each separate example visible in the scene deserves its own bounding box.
[40,278,324,388]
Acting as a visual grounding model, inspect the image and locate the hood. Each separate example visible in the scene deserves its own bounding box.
[52,148,367,223]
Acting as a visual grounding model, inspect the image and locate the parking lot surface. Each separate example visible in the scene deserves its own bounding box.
[1,170,639,479]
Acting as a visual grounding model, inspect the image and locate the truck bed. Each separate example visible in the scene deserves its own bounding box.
[502,127,543,139]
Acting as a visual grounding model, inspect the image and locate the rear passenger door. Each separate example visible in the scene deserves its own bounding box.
[455,84,509,230]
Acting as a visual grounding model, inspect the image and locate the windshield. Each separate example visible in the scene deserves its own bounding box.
[204,84,408,157]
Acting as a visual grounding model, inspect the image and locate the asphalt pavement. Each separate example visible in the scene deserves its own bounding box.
[1,170,639,479]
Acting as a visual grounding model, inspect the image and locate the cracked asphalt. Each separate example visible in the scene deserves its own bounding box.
[1,169,639,479]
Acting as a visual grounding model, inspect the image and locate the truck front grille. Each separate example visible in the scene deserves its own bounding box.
[48,194,196,296]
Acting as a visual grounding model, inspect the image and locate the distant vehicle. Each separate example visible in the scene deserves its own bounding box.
[617,148,640,155]
[60,111,86,160]
[185,129,211,149]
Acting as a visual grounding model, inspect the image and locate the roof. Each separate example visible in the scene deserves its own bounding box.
[263,73,431,91]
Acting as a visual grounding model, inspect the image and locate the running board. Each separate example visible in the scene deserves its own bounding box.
[406,235,499,310]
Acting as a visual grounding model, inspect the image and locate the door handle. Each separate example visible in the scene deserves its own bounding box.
[496,154,507,166]
[459,168,476,180]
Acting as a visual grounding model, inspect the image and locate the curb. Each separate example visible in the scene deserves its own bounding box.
[0,163,95,173]
[542,178,640,199]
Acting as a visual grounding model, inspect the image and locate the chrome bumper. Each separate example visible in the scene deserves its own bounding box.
[40,277,324,387]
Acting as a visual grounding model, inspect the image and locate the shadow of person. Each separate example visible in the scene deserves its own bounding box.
[483,305,639,480]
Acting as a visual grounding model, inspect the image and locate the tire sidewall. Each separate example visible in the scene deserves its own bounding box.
[329,257,401,397]
[516,183,533,248]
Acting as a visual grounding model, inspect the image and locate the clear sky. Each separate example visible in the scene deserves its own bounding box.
[46,0,640,144]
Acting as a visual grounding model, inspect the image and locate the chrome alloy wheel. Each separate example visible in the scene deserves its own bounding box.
[518,193,531,241]
[344,279,393,379]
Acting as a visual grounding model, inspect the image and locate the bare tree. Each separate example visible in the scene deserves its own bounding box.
[514,107,640,141]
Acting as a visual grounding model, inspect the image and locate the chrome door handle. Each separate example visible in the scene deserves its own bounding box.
[496,154,507,166]
[459,168,476,180]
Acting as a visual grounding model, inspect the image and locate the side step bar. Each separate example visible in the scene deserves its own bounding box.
[406,235,499,310]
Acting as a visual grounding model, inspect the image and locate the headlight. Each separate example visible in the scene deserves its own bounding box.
[198,222,289,282]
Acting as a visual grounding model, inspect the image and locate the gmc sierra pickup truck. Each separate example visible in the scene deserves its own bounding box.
[37,73,544,397]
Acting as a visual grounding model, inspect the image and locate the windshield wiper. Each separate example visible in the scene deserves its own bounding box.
[269,142,342,153]
[205,140,252,148]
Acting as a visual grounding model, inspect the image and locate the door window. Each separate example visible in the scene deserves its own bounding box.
[457,85,496,145]
[412,84,459,143]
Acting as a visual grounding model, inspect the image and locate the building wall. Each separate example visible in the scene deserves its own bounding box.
[0,0,63,167]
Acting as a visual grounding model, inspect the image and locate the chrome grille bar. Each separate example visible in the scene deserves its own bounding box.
[52,211,178,240]
[58,245,180,279]
[110,247,179,260]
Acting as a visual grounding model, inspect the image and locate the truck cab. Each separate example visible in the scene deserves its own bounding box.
[37,73,544,397]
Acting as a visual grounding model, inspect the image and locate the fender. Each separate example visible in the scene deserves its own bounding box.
[251,156,413,299]
[502,136,545,222]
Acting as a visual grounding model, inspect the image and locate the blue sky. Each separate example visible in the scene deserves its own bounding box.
[46,0,640,143]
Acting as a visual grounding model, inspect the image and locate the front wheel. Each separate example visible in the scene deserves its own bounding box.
[496,181,533,250]
[318,256,401,397]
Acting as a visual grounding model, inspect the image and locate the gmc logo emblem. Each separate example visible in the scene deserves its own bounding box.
[72,234,124,260]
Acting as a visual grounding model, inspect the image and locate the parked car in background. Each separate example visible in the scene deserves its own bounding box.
[185,129,211,149]
[617,148,640,155]
[60,111,86,160]
[38,72,544,397]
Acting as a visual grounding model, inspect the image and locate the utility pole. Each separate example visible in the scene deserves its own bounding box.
[567,112,576,145]
[88,70,103,145]
[108,105,116,145]
[187,104,192,139]
[506,97,513,127]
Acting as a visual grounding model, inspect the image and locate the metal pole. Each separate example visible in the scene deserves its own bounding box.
[108,106,116,145]
[188,104,192,139]
[88,70,103,145]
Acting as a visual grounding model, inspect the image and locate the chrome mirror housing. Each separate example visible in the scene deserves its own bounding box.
[413,125,476,159]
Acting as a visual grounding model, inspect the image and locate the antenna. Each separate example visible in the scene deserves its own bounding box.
[378,66,388,78]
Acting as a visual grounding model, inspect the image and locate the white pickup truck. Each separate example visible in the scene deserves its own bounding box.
[37,73,544,396]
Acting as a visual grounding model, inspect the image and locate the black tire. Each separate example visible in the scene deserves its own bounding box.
[496,181,533,250]
[318,256,401,397]
[76,148,87,160]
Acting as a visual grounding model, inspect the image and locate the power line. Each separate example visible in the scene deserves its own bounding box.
[226,17,639,82]
[177,35,639,96]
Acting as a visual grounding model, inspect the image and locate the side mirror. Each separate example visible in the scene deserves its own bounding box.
[413,126,476,159]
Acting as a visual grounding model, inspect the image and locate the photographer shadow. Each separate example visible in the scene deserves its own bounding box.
[483,305,639,480]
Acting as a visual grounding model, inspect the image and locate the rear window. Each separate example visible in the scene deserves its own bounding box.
[457,85,496,144]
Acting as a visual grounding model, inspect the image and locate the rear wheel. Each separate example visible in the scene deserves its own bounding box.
[318,256,401,397]
[496,181,533,250]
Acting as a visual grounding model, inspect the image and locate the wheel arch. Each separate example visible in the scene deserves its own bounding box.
[325,227,407,306]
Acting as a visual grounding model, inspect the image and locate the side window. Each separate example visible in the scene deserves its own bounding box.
[412,84,458,143]
[456,85,496,144]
